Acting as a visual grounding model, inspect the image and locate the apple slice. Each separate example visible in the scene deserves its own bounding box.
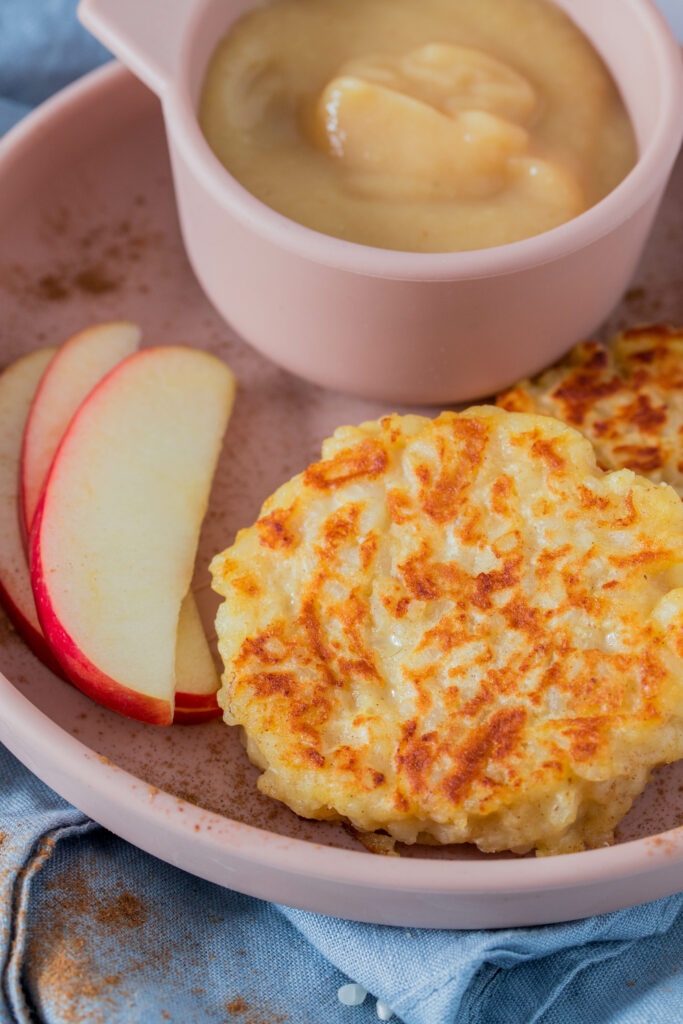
[0,347,64,674]
[18,321,218,720]
[173,591,222,723]
[31,346,236,726]
[20,321,141,539]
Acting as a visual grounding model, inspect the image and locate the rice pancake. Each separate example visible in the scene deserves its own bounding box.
[497,325,683,495]
[210,407,683,855]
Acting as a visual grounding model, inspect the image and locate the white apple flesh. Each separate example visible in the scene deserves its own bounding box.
[31,346,235,725]
[173,590,222,723]
[0,347,64,674]
[20,321,141,539]
[18,323,219,721]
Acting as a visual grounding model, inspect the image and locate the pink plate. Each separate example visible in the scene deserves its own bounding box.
[0,63,681,929]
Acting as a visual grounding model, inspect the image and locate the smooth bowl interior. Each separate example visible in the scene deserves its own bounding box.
[170,0,683,277]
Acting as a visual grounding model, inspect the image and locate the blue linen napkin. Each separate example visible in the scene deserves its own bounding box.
[1,740,682,1024]
[1,4,682,1023]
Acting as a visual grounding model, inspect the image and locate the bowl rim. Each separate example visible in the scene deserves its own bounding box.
[1,652,682,899]
[166,0,683,279]
[0,60,681,924]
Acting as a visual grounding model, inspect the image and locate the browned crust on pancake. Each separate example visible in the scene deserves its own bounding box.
[497,324,683,491]
[211,406,683,855]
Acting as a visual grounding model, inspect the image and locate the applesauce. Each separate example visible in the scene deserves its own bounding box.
[199,0,637,253]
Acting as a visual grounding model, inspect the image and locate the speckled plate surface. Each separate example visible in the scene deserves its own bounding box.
[0,63,681,929]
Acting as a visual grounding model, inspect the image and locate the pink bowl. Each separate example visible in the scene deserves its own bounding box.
[78,0,683,403]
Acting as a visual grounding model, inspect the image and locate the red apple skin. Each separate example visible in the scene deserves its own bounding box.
[30,491,173,727]
[174,691,220,710]
[173,691,222,724]
[0,575,65,678]
[173,706,222,725]
[0,345,65,678]
[19,322,141,547]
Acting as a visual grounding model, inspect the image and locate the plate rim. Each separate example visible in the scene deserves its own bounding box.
[0,60,681,919]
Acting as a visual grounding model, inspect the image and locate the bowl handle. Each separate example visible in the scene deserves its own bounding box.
[77,0,194,97]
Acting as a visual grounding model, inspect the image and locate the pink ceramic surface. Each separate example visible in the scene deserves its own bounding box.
[0,64,681,928]
[76,0,683,404]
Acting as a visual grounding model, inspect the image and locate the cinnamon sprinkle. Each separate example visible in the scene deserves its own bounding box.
[0,212,164,309]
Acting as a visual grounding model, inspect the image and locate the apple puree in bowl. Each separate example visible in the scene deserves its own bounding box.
[199,0,637,253]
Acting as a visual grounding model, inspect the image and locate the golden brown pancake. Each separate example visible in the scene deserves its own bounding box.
[497,324,683,494]
[211,407,683,855]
